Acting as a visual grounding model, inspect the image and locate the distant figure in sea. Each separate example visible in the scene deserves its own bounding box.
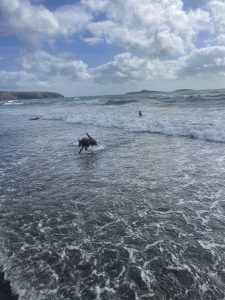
[78,133,97,154]
[139,111,143,117]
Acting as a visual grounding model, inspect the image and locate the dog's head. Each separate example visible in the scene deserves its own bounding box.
[78,138,86,147]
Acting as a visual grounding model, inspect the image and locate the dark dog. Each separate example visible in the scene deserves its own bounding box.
[78,133,97,153]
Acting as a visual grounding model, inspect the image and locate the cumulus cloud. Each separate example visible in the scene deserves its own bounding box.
[0,0,91,47]
[2,46,225,92]
[0,0,210,57]
[54,5,92,36]
[177,46,225,78]
[92,46,225,84]
[208,0,225,33]
[0,51,90,90]
[1,0,225,93]
[1,50,174,89]
[207,0,225,44]
[19,51,90,80]
[83,0,210,57]
[91,52,176,83]
[0,70,47,89]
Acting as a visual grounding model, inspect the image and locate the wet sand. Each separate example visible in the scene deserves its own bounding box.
[0,272,18,300]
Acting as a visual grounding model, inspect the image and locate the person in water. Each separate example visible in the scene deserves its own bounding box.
[139,111,143,117]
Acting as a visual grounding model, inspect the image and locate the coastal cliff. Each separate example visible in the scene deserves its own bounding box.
[0,91,64,100]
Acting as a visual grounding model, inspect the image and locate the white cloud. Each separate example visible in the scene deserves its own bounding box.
[177,46,225,78]
[0,51,90,90]
[2,46,225,95]
[208,0,225,33]
[82,36,103,45]
[4,45,225,92]
[207,0,225,44]
[0,0,91,47]
[54,5,92,36]
[0,0,58,44]
[91,52,176,83]
[83,0,210,57]
[81,0,108,13]
[0,0,210,57]
[19,51,90,80]
[1,0,225,95]
[0,70,47,89]
[92,46,225,84]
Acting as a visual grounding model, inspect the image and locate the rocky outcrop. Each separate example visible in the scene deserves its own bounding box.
[0,91,64,100]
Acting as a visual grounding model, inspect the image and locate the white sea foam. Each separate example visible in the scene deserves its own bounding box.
[2,93,225,143]
[1,90,225,300]
[3,100,24,105]
[199,283,208,293]
[198,240,225,251]
[141,270,152,290]
[63,106,225,143]
[123,247,139,263]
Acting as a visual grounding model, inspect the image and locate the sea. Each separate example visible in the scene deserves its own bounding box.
[0,89,225,300]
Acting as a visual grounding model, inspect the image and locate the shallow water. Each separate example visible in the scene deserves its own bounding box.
[1,91,225,299]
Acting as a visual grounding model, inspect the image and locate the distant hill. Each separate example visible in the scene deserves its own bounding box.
[0,91,64,100]
[126,90,160,94]
[175,89,194,92]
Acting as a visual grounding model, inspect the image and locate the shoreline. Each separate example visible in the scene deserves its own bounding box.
[0,272,18,300]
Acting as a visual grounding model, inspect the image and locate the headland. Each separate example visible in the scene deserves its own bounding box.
[0,91,64,100]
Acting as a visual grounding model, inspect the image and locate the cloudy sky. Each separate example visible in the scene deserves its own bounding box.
[1,0,225,96]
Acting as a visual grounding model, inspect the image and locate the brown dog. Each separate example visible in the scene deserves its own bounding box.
[78,133,97,153]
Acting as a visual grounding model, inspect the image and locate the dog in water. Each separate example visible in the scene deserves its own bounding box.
[78,133,97,153]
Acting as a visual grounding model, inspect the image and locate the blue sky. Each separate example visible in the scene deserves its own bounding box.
[1,0,225,96]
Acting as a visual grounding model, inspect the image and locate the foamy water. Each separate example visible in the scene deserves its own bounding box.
[1,90,225,143]
[0,90,225,299]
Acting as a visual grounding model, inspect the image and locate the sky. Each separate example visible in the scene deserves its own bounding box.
[1,0,225,96]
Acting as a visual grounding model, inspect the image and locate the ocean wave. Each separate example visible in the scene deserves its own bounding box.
[1,105,225,143]
[17,104,223,143]
[2,89,225,144]
[3,100,24,105]
[65,114,225,143]
[104,98,140,105]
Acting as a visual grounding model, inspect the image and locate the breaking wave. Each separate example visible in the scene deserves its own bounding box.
[64,113,225,143]
[3,100,24,105]
[1,89,225,143]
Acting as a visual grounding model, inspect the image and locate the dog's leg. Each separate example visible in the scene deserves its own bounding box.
[79,146,83,154]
